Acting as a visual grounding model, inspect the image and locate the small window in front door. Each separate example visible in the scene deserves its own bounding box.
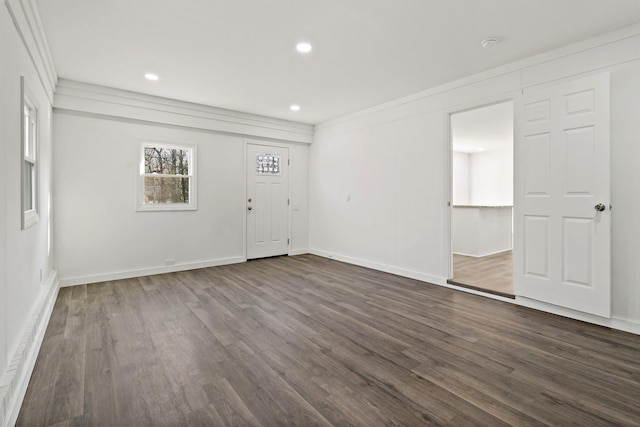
[256,153,281,175]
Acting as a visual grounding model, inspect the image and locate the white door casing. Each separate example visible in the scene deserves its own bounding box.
[514,73,611,317]
[246,144,289,259]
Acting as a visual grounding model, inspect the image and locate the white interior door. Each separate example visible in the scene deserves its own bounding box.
[246,144,289,259]
[514,73,611,317]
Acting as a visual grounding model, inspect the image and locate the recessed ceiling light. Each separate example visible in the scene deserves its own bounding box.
[480,38,498,49]
[296,42,312,53]
[145,73,159,81]
[290,104,301,111]
[477,147,485,152]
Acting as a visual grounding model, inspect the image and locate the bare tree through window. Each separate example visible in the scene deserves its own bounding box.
[142,146,191,204]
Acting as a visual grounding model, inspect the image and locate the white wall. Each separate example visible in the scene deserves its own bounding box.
[609,57,640,324]
[0,10,8,396]
[310,112,449,284]
[310,25,640,331]
[452,207,513,256]
[1,1,59,425]
[469,148,513,206]
[453,148,513,206]
[452,152,470,205]
[54,110,310,285]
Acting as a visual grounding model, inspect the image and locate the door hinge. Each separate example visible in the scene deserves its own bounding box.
[287,238,290,245]
[288,198,290,205]
[288,158,290,165]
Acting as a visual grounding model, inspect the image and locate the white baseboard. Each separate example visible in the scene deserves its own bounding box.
[453,248,512,258]
[309,249,516,304]
[1,270,60,427]
[517,297,640,335]
[309,248,445,286]
[60,256,246,287]
[288,249,309,256]
[308,249,638,335]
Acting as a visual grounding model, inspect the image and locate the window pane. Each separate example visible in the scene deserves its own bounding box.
[21,88,39,227]
[30,117,36,160]
[144,176,190,204]
[24,107,30,157]
[144,147,190,175]
[256,153,281,175]
[23,161,33,211]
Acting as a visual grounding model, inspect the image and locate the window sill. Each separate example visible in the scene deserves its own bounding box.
[136,203,197,212]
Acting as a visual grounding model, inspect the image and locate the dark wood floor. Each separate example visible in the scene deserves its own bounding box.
[17,255,640,426]
[452,251,514,297]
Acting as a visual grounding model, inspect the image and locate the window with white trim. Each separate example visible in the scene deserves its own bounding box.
[137,142,197,211]
[21,78,39,229]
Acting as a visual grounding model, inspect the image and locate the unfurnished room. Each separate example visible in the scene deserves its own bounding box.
[2,1,640,426]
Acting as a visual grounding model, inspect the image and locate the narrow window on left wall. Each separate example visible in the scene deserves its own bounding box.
[137,142,197,211]
[21,77,39,229]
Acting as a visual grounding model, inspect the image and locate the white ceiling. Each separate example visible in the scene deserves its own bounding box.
[36,0,640,124]
[451,101,513,153]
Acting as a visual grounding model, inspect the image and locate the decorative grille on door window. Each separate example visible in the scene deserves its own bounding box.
[256,153,281,175]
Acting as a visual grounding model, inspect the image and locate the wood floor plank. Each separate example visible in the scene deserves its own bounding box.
[201,377,262,426]
[16,294,69,426]
[45,295,87,426]
[453,251,513,295]
[16,254,640,426]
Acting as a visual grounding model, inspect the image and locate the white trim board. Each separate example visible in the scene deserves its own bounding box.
[55,79,314,144]
[1,271,59,427]
[60,251,314,288]
[315,25,640,139]
[288,249,309,256]
[309,249,515,304]
[309,250,639,335]
[517,297,640,336]
[452,249,513,258]
[5,0,57,102]
[60,256,246,287]
[309,248,446,287]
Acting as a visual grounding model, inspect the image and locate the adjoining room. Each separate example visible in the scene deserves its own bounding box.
[449,101,514,297]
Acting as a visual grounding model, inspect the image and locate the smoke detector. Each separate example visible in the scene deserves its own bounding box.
[480,38,498,49]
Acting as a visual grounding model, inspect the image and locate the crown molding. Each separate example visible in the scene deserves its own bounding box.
[316,23,640,131]
[5,0,57,103]
[55,79,314,144]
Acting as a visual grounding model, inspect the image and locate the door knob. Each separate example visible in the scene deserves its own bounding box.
[247,206,253,211]
[594,203,606,212]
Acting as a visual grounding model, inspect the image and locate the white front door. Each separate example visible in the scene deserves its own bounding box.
[246,143,289,259]
[514,73,611,317]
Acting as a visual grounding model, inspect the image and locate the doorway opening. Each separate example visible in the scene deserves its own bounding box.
[448,101,514,298]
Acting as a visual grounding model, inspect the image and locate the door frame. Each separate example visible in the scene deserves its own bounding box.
[243,139,292,260]
[445,95,518,286]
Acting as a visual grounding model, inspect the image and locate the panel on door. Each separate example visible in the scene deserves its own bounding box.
[514,73,611,318]
[246,144,289,259]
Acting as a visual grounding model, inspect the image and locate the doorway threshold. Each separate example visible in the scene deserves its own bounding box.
[247,254,289,261]
[447,279,515,299]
